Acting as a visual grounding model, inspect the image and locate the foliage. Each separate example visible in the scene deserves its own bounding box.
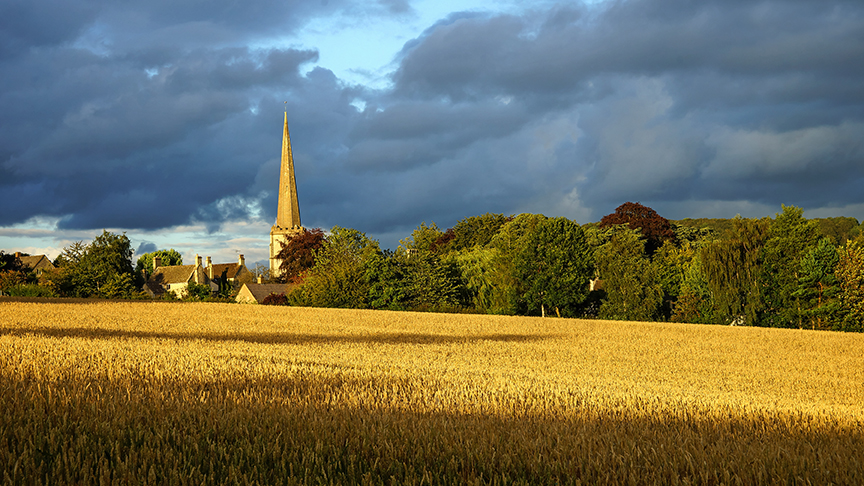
[3,283,57,297]
[49,231,137,298]
[599,202,675,255]
[135,249,183,281]
[293,227,383,309]
[700,217,769,325]
[671,255,716,324]
[453,247,497,313]
[250,263,271,283]
[0,251,26,272]
[261,293,288,306]
[672,218,737,238]
[486,213,548,315]
[0,270,31,294]
[512,217,593,317]
[835,241,864,332]
[431,213,509,254]
[793,238,840,330]
[275,228,326,283]
[396,252,461,311]
[814,217,860,245]
[760,205,820,328]
[183,282,213,301]
[596,229,663,321]
[671,223,716,248]
[399,222,443,252]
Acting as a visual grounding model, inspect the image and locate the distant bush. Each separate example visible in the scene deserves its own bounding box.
[5,284,57,298]
[262,293,288,306]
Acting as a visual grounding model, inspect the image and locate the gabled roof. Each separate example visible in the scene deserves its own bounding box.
[208,263,244,280]
[236,283,297,303]
[18,255,55,271]
[149,265,197,286]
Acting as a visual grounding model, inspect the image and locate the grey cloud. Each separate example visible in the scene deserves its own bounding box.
[2,0,864,250]
[378,0,864,224]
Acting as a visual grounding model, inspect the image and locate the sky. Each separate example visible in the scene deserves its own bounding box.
[1,0,863,267]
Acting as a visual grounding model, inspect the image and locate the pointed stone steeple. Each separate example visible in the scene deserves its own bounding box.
[269,111,305,278]
[275,112,301,229]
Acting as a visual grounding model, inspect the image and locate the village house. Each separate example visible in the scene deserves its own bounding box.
[235,279,298,304]
[143,254,252,298]
[15,252,55,277]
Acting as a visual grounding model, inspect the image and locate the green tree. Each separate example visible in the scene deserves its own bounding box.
[760,205,820,328]
[50,231,137,298]
[835,241,864,332]
[293,227,384,309]
[814,217,860,245]
[183,281,213,300]
[652,240,695,316]
[486,213,548,315]
[671,254,716,324]
[454,246,497,313]
[513,217,593,317]
[431,213,509,254]
[399,222,443,252]
[596,229,663,322]
[135,249,183,280]
[700,217,769,325]
[793,237,840,330]
[397,252,461,311]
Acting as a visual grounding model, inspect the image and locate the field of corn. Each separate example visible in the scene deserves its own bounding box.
[1,300,863,485]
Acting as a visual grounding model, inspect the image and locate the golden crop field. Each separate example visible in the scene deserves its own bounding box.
[1,301,862,485]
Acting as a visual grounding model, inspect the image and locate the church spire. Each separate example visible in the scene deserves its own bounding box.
[275,111,301,229]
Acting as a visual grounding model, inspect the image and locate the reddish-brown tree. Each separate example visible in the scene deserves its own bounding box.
[276,228,325,283]
[599,202,675,255]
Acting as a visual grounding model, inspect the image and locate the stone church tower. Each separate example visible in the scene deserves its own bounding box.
[269,112,304,277]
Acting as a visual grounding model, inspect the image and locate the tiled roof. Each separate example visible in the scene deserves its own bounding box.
[18,255,55,271]
[208,263,243,280]
[237,283,297,303]
[148,265,196,286]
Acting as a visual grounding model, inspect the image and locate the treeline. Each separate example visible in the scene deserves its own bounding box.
[274,203,863,331]
[0,232,227,301]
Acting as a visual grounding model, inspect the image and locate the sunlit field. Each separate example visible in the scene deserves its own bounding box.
[1,300,862,484]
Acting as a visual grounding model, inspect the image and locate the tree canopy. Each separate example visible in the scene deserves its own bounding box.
[599,202,675,255]
[275,228,325,283]
[50,230,137,298]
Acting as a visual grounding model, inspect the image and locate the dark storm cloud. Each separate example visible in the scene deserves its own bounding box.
[0,0,369,232]
[2,0,864,250]
[375,0,864,225]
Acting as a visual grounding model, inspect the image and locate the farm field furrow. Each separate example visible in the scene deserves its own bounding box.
[1,301,862,485]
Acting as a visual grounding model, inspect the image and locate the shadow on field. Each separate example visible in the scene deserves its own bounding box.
[0,326,556,346]
[1,370,861,485]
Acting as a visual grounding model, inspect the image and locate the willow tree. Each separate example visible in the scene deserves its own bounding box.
[700,217,769,325]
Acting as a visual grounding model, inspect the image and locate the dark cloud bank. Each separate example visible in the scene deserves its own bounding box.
[2,0,863,248]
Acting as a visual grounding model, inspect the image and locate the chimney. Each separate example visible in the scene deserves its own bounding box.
[153,256,162,270]
[238,254,245,267]
[257,275,262,284]
[14,252,21,258]
[208,262,213,280]
[195,254,202,267]
[206,256,212,267]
